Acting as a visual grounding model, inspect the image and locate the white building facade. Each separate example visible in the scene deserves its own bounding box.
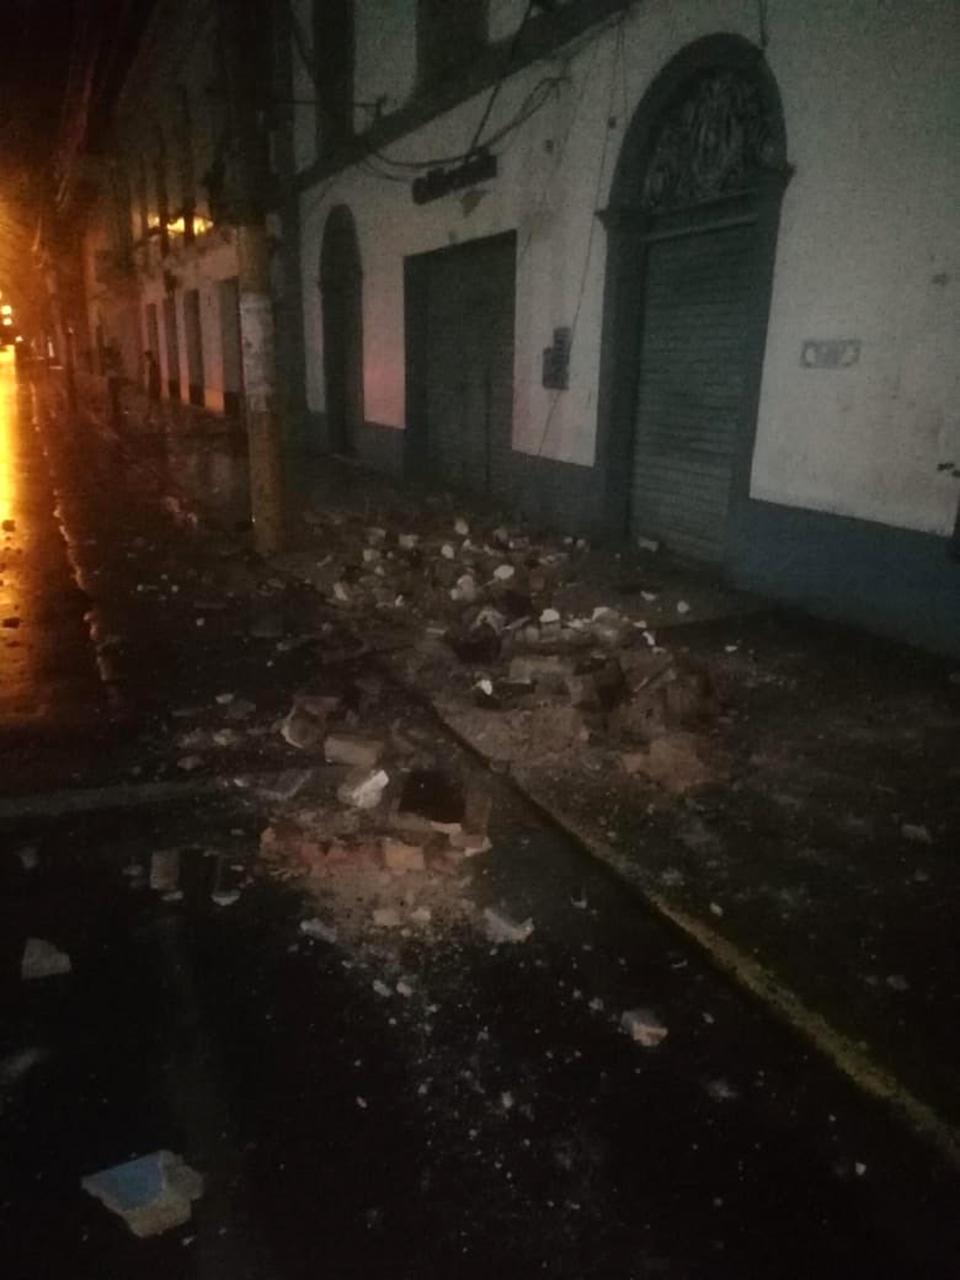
[292,0,959,654]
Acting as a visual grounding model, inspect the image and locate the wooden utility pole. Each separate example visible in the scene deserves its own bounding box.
[218,0,286,555]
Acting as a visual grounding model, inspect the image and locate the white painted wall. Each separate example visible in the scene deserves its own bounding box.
[300,0,960,537]
[751,0,960,536]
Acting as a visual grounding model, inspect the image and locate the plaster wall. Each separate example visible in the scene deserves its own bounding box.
[292,0,959,536]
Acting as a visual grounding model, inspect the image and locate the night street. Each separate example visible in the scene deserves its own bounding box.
[1,0,958,1275]
[2,349,960,1279]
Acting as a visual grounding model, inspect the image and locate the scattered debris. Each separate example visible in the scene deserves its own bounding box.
[324,733,384,768]
[211,889,241,907]
[705,1078,738,1101]
[483,908,534,944]
[381,838,426,874]
[337,768,390,810]
[13,844,38,871]
[901,823,932,845]
[149,849,181,893]
[372,907,402,929]
[0,1046,46,1086]
[82,1151,204,1238]
[886,973,910,992]
[621,734,712,793]
[21,938,72,980]
[256,769,315,802]
[280,704,325,750]
[620,1008,668,1048]
[299,917,337,943]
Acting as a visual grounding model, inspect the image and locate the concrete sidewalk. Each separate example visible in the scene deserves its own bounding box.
[272,453,960,1165]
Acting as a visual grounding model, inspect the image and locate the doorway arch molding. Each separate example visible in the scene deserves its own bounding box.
[593,33,791,553]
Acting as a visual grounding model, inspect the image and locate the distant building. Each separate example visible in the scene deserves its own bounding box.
[73,0,247,419]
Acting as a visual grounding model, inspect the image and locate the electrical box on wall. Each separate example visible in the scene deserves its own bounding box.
[542,327,571,390]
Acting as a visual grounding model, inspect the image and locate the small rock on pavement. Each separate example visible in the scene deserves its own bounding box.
[338,767,390,810]
[454,517,470,536]
[280,705,325,750]
[509,654,574,686]
[483,907,534,944]
[453,573,478,603]
[149,849,181,893]
[13,845,39,871]
[82,1151,204,1238]
[256,769,315,802]
[323,732,384,769]
[300,917,337,943]
[373,908,402,929]
[901,822,932,845]
[493,564,515,581]
[621,734,711,793]
[21,938,72,980]
[381,838,426,874]
[620,1008,668,1048]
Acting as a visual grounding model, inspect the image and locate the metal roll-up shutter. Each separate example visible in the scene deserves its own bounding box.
[630,220,758,562]
[423,234,515,495]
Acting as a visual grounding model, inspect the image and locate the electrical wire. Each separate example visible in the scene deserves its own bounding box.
[363,74,566,178]
[515,27,604,268]
[467,0,537,155]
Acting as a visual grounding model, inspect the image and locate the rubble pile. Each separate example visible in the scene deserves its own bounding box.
[288,506,720,795]
[257,742,494,943]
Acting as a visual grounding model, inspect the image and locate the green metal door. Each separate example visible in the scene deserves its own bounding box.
[421,234,515,495]
[629,220,758,562]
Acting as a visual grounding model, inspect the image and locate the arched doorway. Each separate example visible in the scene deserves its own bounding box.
[320,206,364,455]
[597,36,790,563]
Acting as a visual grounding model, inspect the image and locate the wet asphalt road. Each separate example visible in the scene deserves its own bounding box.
[2,360,960,1278]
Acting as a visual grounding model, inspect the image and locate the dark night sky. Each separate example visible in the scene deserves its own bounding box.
[0,0,155,171]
